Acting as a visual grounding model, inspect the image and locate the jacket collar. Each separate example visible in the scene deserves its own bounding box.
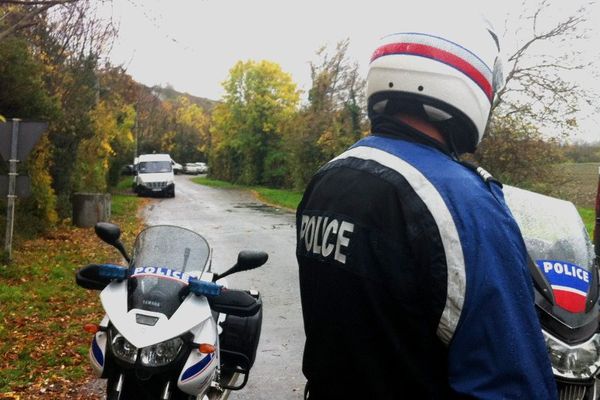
[370,115,452,157]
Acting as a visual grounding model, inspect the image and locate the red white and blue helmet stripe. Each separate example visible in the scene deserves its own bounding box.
[371,32,495,103]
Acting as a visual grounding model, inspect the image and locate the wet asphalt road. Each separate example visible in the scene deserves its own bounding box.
[144,175,305,400]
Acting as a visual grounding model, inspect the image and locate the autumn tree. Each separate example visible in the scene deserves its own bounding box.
[285,40,367,189]
[0,35,59,229]
[0,36,57,120]
[491,0,596,131]
[210,60,300,186]
[0,0,134,220]
[474,0,596,187]
[160,96,210,163]
[129,86,211,166]
[73,100,135,192]
[476,115,564,188]
[22,0,119,214]
[95,65,140,186]
[71,63,149,192]
[134,86,169,156]
[0,0,79,41]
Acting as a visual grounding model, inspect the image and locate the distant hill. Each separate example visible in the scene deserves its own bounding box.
[144,84,219,112]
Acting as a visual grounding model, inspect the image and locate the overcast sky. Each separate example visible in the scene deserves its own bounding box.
[99,0,599,143]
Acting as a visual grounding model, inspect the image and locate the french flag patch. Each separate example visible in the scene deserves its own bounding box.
[537,260,591,313]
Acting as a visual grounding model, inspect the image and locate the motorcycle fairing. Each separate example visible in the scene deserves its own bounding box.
[101,280,213,348]
[536,259,591,313]
[176,319,219,395]
[89,331,108,377]
[178,351,217,395]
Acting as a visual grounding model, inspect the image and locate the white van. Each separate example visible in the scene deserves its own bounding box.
[133,153,175,197]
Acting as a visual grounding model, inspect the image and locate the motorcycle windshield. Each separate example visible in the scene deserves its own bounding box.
[128,225,210,318]
[504,185,596,313]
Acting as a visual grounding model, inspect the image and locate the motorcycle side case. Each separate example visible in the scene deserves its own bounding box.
[220,291,263,371]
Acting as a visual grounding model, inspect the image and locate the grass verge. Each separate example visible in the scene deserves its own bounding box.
[0,191,144,399]
[114,176,134,193]
[192,176,303,211]
[579,207,595,239]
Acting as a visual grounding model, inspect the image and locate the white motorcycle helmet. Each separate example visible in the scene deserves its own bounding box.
[367,6,505,154]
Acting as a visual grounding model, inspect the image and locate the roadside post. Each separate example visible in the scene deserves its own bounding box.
[0,119,47,261]
[595,165,600,259]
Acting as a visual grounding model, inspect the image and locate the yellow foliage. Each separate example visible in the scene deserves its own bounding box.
[159,96,210,160]
[27,134,58,227]
[74,101,134,192]
[160,130,177,153]
[210,60,300,184]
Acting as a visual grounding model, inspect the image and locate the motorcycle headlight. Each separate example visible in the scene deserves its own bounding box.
[544,331,600,379]
[111,332,138,364]
[139,337,183,367]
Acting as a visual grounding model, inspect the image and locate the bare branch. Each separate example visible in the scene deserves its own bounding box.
[0,0,76,4]
[0,0,79,40]
[508,14,583,64]
[492,0,595,136]
[0,3,52,40]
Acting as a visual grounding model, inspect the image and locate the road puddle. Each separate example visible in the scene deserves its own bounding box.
[233,202,284,214]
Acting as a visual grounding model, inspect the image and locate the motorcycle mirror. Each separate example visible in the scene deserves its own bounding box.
[95,222,121,244]
[238,250,269,269]
[94,222,131,263]
[213,251,268,282]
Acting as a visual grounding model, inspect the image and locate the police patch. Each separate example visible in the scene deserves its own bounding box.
[298,213,354,265]
[536,260,590,313]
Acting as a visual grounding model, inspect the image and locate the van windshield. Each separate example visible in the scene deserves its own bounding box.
[138,161,172,173]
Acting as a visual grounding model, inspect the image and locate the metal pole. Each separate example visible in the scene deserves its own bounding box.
[134,88,139,159]
[4,118,19,261]
[134,104,138,159]
[594,166,600,260]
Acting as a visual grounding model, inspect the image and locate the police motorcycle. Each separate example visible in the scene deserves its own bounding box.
[504,185,600,399]
[76,223,266,400]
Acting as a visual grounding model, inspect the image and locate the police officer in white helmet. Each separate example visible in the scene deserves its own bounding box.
[296,5,557,399]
